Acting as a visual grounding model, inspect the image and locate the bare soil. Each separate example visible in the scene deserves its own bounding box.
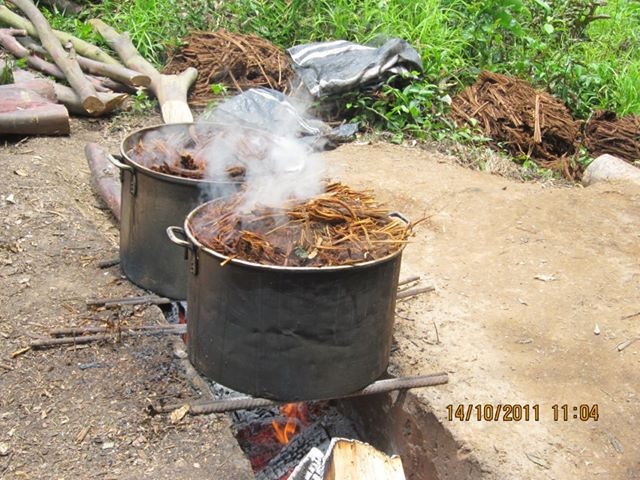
[0,116,253,480]
[1,118,638,480]
[324,142,640,479]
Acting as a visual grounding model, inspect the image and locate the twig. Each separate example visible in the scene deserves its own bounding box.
[86,294,172,307]
[396,286,435,300]
[30,326,186,348]
[621,311,640,320]
[97,257,120,269]
[48,324,186,336]
[397,275,420,287]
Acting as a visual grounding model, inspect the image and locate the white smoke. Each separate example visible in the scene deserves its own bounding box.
[196,91,327,212]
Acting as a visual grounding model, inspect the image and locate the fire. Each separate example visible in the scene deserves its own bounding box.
[271,402,308,444]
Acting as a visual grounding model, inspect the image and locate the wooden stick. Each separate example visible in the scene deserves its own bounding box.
[397,275,420,287]
[97,257,120,269]
[89,18,197,123]
[49,324,187,336]
[86,294,172,307]
[0,5,119,64]
[7,0,104,114]
[30,327,185,348]
[396,286,435,300]
[20,36,149,87]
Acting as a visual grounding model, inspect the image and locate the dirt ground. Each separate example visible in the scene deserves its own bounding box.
[0,116,254,480]
[1,117,638,480]
[324,143,640,479]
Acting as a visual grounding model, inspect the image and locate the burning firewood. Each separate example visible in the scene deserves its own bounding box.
[189,183,412,267]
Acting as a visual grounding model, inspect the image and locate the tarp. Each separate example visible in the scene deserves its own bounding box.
[200,88,358,150]
[287,38,423,98]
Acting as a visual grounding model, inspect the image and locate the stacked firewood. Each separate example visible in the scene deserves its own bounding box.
[0,0,198,135]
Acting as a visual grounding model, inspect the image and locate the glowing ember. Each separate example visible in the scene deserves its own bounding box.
[272,403,308,445]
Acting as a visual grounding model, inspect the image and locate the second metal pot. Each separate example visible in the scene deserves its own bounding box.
[111,123,241,300]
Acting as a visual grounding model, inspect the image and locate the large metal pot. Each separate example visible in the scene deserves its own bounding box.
[167,201,406,401]
[108,123,242,300]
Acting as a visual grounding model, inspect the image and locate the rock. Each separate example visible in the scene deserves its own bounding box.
[0,442,10,456]
[582,154,640,186]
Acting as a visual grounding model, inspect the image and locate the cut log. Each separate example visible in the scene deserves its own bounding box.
[54,83,126,116]
[0,28,124,94]
[322,439,406,480]
[85,142,122,221]
[0,85,69,135]
[89,18,197,123]
[19,36,149,87]
[7,0,104,114]
[0,5,119,65]
[9,65,127,117]
[8,77,56,100]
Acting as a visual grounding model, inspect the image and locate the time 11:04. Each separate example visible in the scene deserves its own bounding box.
[552,404,599,421]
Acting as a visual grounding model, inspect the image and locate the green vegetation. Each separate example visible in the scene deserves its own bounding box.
[41,0,639,140]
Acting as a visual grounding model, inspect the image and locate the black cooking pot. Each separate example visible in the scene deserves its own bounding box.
[108,123,244,300]
[167,201,406,401]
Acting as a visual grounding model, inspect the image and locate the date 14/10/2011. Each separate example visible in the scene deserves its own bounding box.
[446,404,599,422]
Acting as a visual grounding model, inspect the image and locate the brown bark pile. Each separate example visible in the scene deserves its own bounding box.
[164,29,293,107]
[126,124,275,180]
[451,71,583,180]
[189,183,411,267]
[584,111,640,163]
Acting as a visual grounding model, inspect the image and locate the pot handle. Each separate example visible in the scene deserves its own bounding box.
[166,226,192,249]
[389,211,410,225]
[107,154,134,173]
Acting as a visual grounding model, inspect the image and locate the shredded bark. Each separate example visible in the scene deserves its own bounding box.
[584,110,640,163]
[164,29,293,107]
[450,71,583,179]
[189,183,412,267]
[126,125,275,181]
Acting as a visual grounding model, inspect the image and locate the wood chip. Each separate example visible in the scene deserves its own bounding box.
[75,425,90,444]
[170,404,190,424]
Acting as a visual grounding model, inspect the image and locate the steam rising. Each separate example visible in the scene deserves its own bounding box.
[198,130,325,212]
[197,91,327,212]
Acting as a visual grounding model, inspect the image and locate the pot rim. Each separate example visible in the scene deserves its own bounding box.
[119,122,271,186]
[182,197,407,272]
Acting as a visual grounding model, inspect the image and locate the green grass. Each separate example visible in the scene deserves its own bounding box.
[35,0,640,140]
